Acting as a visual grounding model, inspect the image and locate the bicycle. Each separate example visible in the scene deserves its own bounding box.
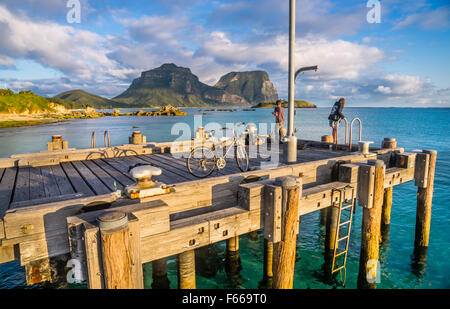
[187,122,249,178]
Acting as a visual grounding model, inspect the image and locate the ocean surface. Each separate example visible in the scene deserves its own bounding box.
[0,107,449,289]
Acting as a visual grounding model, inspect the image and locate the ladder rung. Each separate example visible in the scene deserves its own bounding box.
[341,205,353,210]
[335,250,347,257]
[332,265,346,273]
[339,220,352,227]
[338,236,349,242]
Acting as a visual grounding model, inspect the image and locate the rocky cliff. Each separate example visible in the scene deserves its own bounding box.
[113,64,249,107]
[214,71,278,104]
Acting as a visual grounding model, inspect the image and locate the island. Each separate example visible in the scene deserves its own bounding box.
[252,100,317,108]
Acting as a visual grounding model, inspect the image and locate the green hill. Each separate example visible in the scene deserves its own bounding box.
[54,89,129,109]
[252,100,317,108]
[0,89,69,114]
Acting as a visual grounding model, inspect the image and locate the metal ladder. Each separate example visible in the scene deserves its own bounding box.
[331,186,356,274]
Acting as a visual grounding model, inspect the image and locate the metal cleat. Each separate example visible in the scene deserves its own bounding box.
[125,165,172,199]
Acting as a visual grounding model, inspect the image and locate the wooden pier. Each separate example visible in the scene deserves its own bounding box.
[0,134,437,289]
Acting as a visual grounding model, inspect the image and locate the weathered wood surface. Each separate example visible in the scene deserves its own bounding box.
[415,150,437,248]
[0,140,417,289]
[99,212,135,289]
[273,177,301,289]
[358,161,385,289]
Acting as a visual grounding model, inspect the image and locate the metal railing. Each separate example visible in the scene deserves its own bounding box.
[91,132,96,148]
[104,131,111,148]
[349,118,362,152]
[336,117,348,145]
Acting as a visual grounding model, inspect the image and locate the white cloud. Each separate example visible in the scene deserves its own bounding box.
[196,32,385,81]
[0,5,123,82]
[394,6,450,30]
[376,85,392,94]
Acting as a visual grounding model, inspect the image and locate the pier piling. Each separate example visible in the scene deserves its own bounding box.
[414,150,437,248]
[178,250,196,289]
[97,211,139,289]
[381,138,397,240]
[357,160,385,289]
[151,258,171,289]
[272,176,301,289]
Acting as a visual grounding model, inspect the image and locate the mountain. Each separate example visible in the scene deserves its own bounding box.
[0,89,69,114]
[54,90,128,109]
[113,63,250,107]
[214,71,278,104]
[252,100,317,108]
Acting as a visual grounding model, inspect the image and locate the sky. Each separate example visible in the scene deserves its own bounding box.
[0,0,449,107]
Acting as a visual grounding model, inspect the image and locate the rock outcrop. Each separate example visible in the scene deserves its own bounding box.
[114,64,252,107]
[214,71,278,104]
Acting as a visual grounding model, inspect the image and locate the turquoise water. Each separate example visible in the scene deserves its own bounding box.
[0,107,449,289]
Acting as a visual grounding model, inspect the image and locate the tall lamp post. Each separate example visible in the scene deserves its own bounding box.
[285,0,297,163]
[285,0,319,163]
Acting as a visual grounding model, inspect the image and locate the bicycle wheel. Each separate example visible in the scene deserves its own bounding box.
[235,144,249,172]
[187,146,216,178]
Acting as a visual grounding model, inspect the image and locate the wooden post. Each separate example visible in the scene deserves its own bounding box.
[324,203,339,282]
[225,236,242,287]
[321,135,333,143]
[151,258,170,289]
[248,231,259,241]
[357,160,385,289]
[381,138,396,240]
[227,236,239,252]
[178,249,196,289]
[263,239,273,278]
[98,211,135,289]
[381,187,392,242]
[415,150,437,248]
[272,176,301,289]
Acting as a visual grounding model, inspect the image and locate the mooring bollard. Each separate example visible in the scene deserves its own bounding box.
[357,160,385,289]
[272,176,301,289]
[47,135,68,151]
[97,211,134,289]
[321,135,333,143]
[178,249,196,289]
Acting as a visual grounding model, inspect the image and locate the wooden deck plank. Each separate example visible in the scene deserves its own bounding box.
[50,164,75,196]
[0,168,17,217]
[101,157,130,174]
[92,159,135,187]
[143,154,202,181]
[72,161,111,195]
[12,167,30,204]
[137,154,197,181]
[41,166,61,197]
[83,160,123,191]
[29,167,45,200]
[61,162,95,196]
